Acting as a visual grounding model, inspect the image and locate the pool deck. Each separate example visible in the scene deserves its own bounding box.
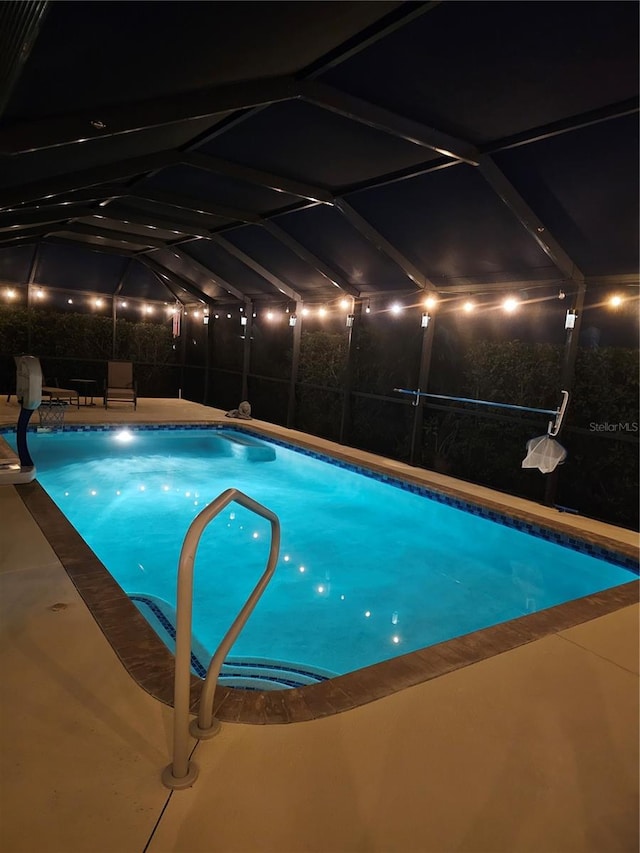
[0,397,638,852]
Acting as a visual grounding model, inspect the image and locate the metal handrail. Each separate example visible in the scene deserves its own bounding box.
[161,488,280,790]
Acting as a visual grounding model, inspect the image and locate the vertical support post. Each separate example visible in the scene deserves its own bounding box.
[241,302,253,401]
[111,298,118,359]
[179,306,188,398]
[26,244,39,353]
[339,300,361,445]
[287,300,302,428]
[112,259,132,359]
[544,281,586,506]
[410,312,437,466]
[203,306,213,406]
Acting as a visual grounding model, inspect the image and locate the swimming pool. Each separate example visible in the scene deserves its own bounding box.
[6,425,638,688]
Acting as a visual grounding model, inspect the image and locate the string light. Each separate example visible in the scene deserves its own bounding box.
[390,302,403,315]
[301,307,310,317]
[266,309,274,320]
[35,288,45,299]
[365,301,371,314]
[318,306,327,317]
[462,300,475,314]
[424,296,438,310]
[339,298,350,310]
[502,296,519,313]
[609,294,623,308]
[6,288,16,300]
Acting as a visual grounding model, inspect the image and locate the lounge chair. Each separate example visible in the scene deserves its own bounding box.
[41,383,80,409]
[7,357,79,408]
[104,361,137,409]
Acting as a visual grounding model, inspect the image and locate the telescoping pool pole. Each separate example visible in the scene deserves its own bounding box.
[393,388,569,436]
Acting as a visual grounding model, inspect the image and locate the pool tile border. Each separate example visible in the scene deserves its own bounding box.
[4,421,638,571]
[11,420,639,725]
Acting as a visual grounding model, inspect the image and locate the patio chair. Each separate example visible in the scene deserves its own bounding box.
[7,356,79,407]
[104,361,137,409]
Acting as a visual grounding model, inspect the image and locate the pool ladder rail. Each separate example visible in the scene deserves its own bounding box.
[162,487,281,791]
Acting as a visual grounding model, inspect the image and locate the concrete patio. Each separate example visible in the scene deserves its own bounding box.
[0,398,637,853]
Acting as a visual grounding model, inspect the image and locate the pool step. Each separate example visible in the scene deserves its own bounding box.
[130,593,336,690]
[216,429,276,462]
[219,658,336,691]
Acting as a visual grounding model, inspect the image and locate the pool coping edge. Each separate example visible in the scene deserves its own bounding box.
[11,423,639,724]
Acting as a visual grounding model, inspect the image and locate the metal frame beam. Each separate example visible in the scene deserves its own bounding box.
[0,152,181,210]
[53,222,169,249]
[140,255,215,305]
[171,247,250,303]
[0,185,129,214]
[0,203,95,230]
[334,199,437,292]
[42,236,137,257]
[300,81,480,166]
[0,76,299,155]
[485,97,639,155]
[130,188,260,224]
[0,235,41,249]
[478,154,584,283]
[210,235,302,301]
[183,152,333,204]
[185,2,440,149]
[262,221,359,297]
[145,264,187,306]
[304,1,441,79]
[0,225,51,245]
[90,206,217,239]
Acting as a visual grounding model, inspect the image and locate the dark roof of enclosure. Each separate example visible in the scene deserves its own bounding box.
[0,0,638,306]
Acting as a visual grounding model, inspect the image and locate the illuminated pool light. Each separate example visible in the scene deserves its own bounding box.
[114,429,134,443]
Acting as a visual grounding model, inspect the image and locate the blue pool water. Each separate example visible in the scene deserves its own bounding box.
[7,426,636,679]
